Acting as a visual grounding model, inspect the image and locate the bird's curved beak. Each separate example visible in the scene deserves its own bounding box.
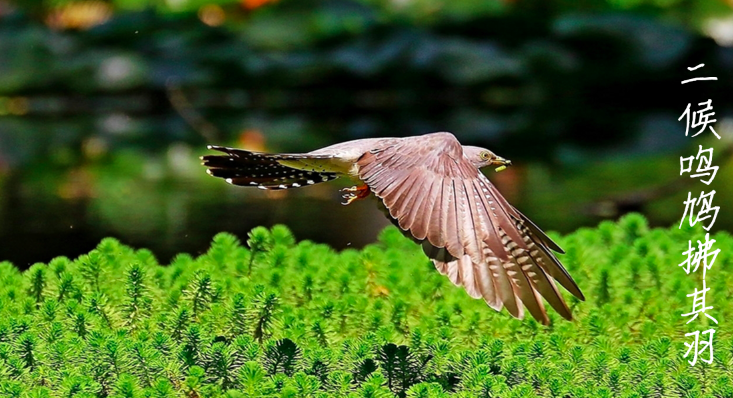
[492,156,512,172]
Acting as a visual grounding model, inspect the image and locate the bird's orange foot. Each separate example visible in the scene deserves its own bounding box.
[340,184,370,205]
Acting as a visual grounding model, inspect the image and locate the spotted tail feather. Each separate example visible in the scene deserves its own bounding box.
[201,146,339,190]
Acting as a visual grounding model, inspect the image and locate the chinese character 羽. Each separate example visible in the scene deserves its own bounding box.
[683,329,715,366]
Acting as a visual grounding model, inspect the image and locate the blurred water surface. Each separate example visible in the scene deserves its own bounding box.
[4,113,730,269]
[1,0,732,268]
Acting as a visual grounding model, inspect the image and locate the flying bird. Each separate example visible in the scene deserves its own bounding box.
[201,132,584,324]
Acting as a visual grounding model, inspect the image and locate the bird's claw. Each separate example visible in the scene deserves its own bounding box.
[340,185,370,205]
[341,193,359,206]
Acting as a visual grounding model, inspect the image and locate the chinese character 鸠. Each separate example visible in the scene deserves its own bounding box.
[680,190,719,231]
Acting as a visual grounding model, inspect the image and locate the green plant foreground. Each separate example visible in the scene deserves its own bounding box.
[1,214,732,398]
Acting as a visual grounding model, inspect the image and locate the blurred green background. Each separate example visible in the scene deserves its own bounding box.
[0,0,732,268]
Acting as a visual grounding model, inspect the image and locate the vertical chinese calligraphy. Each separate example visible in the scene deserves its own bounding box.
[678,63,719,366]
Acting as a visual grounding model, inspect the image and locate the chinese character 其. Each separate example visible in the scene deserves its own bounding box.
[681,280,718,325]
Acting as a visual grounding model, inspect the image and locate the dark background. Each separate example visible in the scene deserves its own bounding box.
[1,0,732,268]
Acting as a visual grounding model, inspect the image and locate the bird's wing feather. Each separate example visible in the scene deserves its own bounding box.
[357,133,582,324]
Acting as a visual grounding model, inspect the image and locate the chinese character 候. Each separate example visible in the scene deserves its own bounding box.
[679,100,720,139]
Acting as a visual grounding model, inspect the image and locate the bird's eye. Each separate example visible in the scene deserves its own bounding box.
[480,151,492,160]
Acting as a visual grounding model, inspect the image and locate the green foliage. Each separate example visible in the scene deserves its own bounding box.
[0,217,730,396]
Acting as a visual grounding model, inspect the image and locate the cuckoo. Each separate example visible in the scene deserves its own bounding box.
[201,132,584,324]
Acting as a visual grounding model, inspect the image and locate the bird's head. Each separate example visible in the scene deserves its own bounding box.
[463,146,512,172]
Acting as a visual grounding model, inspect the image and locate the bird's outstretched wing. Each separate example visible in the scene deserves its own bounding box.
[202,146,339,190]
[357,133,584,324]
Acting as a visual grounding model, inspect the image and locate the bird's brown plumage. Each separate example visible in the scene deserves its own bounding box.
[356,133,583,324]
[202,132,584,324]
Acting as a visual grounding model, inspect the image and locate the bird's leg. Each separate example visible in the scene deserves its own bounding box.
[340,184,371,205]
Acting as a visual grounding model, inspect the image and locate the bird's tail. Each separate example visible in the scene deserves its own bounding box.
[201,146,339,190]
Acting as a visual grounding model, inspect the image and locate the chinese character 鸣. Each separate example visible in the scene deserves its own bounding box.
[680,145,718,185]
